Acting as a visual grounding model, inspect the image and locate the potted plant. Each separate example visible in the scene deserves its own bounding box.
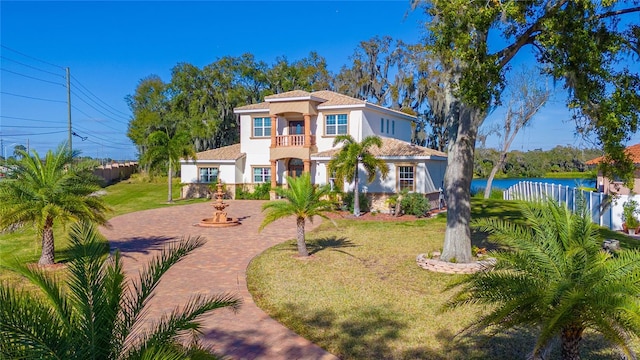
[622,199,640,235]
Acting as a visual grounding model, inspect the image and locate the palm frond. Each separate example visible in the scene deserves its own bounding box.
[128,293,241,357]
[452,198,640,356]
[119,236,206,351]
[0,283,70,359]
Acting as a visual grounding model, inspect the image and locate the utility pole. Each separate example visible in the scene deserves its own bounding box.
[66,67,72,154]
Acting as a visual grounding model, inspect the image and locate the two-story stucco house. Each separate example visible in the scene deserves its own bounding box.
[180,90,447,211]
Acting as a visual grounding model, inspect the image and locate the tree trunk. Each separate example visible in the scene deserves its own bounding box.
[561,326,583,360]
[441,106,481,263]
[296,217,309,257]
[483,153,507,199]
[353,161,360,217]
[167,161,173,203]
[38,217,55,265]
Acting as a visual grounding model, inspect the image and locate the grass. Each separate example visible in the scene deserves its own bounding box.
[247,198,640,359]
[544,171,597,179]
[0,175,207,283]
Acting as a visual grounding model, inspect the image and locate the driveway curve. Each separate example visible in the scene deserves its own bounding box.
[101,200,339,360]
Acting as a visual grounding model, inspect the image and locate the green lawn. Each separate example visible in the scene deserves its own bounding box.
[0,175,207,282]
[247,199,639,359]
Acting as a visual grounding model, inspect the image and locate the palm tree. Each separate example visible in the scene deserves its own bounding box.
[447,199,640,360]
[259,173,336,257]
[142,129,195,203]
[0,145,110,265]
[0,221,241,359]
[328,135,388,216]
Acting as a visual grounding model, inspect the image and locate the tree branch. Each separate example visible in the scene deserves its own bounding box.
[494,0,569,69]
[596,6,640,19]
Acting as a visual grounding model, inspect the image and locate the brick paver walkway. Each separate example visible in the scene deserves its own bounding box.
[101,200,339,360]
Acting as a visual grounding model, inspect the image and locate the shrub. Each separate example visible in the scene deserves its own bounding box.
[400,192,431,217]
[235,182,271,200]
[342,191,370,213]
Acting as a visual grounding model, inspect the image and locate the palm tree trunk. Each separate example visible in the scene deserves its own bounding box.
[296,217,309,257]
[561,326,583,360]
[38,217,55,265]
[353,161,360,217]
[167,161,173,203]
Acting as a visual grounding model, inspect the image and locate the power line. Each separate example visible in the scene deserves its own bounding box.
[0,45,64,70]
[3,125,65,129]
[82,137,136,150]
[72,124,133,146]
[70,75,130,118]
[1,130,67,136]
[70,85,129,124]
[0,115,66,124]
[0,56,65,78]
[71,105,125,133]
[1,68,65,86]
[0,91,67,103]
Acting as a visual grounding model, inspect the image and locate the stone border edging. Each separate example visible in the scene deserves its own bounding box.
[416,254,496,274]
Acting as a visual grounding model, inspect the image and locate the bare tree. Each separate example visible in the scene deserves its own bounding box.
[483,70,551,198]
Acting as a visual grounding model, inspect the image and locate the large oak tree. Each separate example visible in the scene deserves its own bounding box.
[414,0,640,263]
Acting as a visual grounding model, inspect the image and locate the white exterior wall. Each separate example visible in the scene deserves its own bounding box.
[361,108,413,142]
[314,109,364,150]
[314,162,329,185]
[218,164,237,184]
[181,163,198,183]
[180,161,238,184]
[239,113,273,183]
[424,160,446,193]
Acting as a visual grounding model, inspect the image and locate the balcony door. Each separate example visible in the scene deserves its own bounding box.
[289,121,304,135]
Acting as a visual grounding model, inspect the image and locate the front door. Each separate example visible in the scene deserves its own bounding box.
[287,158,304,178]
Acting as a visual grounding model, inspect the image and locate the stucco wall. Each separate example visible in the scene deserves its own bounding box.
[361,108,413,142]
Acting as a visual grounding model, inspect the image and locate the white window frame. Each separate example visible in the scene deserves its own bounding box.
[253,117,272,138]
[199,167,219,183]
[397,165,415,192]
[325,114,348,135]
[252,166,271,183]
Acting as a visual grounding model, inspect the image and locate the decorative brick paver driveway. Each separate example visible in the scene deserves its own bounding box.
[101,200,338,360]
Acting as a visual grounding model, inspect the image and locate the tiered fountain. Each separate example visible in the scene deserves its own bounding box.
[198,182,240,227]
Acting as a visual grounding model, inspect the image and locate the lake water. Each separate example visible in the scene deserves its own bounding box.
[470,177,597,192]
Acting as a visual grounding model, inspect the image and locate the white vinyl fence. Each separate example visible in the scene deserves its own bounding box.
[503,181,615,229]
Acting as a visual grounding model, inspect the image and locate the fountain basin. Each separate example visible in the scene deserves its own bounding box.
[198,217,240,228]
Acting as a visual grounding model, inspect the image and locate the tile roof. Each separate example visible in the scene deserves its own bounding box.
[312,137,447,158]
[192,143,244,161]
[264,90,313,100]
[234,90,415,119]
[585,143,640,165]
[234,102,269,111]
[311,90,366,106]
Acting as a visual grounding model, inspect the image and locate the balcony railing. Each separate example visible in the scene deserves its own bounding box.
[274,134,315,147]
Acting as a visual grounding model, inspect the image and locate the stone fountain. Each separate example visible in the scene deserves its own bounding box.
[198,182,240,227]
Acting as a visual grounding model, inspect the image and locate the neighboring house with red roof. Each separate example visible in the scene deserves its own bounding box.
[180,90,447,210]
[586,143,640,195]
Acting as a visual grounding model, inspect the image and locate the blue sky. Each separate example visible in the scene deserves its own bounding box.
[0,1,635,160]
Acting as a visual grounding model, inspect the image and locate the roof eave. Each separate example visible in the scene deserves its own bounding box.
[233,108,269,114]
[265,95,326,103]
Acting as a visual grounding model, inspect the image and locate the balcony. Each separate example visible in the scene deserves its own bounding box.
[274,134,316,147]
